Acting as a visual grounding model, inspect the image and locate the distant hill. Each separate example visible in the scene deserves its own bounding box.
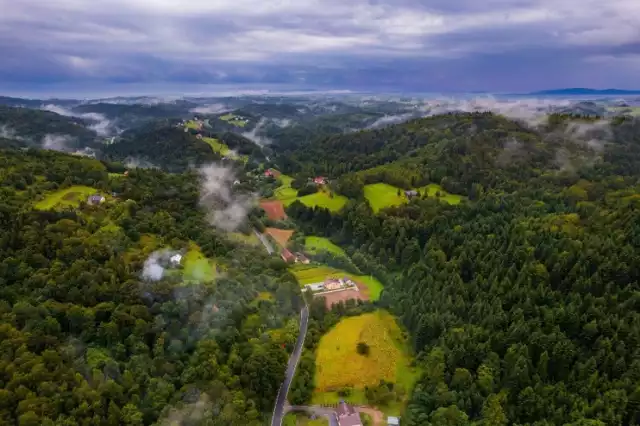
[530,88,640,96]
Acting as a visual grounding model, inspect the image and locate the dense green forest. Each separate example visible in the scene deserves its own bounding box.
[104,123,221,172]
[0,148,302,425]
[285,112,640,425]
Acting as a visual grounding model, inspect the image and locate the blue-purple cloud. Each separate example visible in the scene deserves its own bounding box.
[0,0,638,95]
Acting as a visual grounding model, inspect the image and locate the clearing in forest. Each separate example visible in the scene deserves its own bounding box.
[202,137,247,162]
[182,246,217,282]
[34,185,102,210]
[313,310,418,402]
[260,200,287,220]
[228,232,261,246]
[290,265,384,301]
[363,183,406,212]
[271,174,348,212]
[290,189,348,212]
[265,227,294,247]
[304,236,347,257]
[219,113,247,127]
[364,182,465,212]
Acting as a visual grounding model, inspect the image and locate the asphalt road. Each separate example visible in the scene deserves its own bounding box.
[254,228,275,254]
[271,305,309,426]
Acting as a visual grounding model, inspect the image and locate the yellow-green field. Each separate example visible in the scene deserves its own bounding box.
[34,185,103,210]
[202,137,248,162]
[185,120,200,129]
[312,310,419,412]
[364,182,464,212]
[228,231,261,246]
[219,113,247,127]
[272,175,348,212]
[291,190,348,212]
[304,236,347,257]
[290,265,384,301]
[183,245,217,282]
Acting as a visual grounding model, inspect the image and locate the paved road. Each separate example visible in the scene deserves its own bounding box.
[254,228,275,254]
[271,305,310,426]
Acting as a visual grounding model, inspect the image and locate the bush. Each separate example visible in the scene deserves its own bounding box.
[357,342,370,356]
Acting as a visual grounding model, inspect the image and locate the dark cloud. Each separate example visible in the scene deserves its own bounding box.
[0,0,638,95]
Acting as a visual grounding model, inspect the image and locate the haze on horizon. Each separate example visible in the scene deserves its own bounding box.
[1,0,639,97]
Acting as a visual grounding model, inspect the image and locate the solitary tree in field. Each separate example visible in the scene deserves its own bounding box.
[357,342,370,356]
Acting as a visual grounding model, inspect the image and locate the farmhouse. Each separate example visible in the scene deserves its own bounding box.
[313,176,327,185]
[281,248,296,263]
[336,402,362,426]
[295,252,310,264]
[264,169,275,177]
[405,190,418,198]
[387,416,400,426]
[87,194,105,205]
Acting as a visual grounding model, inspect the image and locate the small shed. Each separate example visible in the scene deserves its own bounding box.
[405,190,418,198]
[387,416,400,426]
[87,194,105,205]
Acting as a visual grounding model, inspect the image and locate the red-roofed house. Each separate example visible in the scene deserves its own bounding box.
[314,176,327,185]
[336,402,362,426]
[281,248,296,263]
[264,169,275,177]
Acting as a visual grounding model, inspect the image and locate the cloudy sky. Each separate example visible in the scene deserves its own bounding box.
[1,0,639,96]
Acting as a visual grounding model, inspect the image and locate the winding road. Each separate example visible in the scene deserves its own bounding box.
[271,305,309,426]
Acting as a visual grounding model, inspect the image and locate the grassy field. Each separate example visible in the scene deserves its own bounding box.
[417,183,464,205]
[305,236,347,257]
[312,310,419,414]
[34,185,102,210]
[364,183,406,212]
[292,190,348,212]
[219,113,247,127]
[364,182,464,212]
[290,265,384,300]
[283,413,328,426]
[228,232,260,246]
[271,174,347,212]
[185,120,200,130]
[202,137,247,162]
[183,246,217,282]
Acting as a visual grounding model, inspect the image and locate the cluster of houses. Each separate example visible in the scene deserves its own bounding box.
[280,248,310,264]
[304,276,357,293]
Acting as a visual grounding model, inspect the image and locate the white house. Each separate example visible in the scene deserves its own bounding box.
[169,254,183,266]
[388,416,400,426]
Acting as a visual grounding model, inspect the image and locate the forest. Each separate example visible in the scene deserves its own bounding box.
[0,148,303,425]
[285,112,640,425]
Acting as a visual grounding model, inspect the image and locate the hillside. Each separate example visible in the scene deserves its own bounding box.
[104,123,222,171]
[0,105,98,149]
[0,147,302,425]
[284,113,640,425]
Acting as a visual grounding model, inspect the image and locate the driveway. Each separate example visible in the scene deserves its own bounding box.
[270,305,309,426]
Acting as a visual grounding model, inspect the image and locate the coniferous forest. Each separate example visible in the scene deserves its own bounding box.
[1,104,640,425]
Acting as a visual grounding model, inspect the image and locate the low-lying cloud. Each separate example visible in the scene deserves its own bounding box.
[142,249,181,281]
[242,118,272,146]
[368,113,414,129]
[199,164,255,232]
[42,104,113,136]
[190,103,230,115]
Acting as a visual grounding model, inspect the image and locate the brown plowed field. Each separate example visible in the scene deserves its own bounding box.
[260,200,286,220]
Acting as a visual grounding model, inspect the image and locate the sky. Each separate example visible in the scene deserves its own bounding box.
[1,0,639,97]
